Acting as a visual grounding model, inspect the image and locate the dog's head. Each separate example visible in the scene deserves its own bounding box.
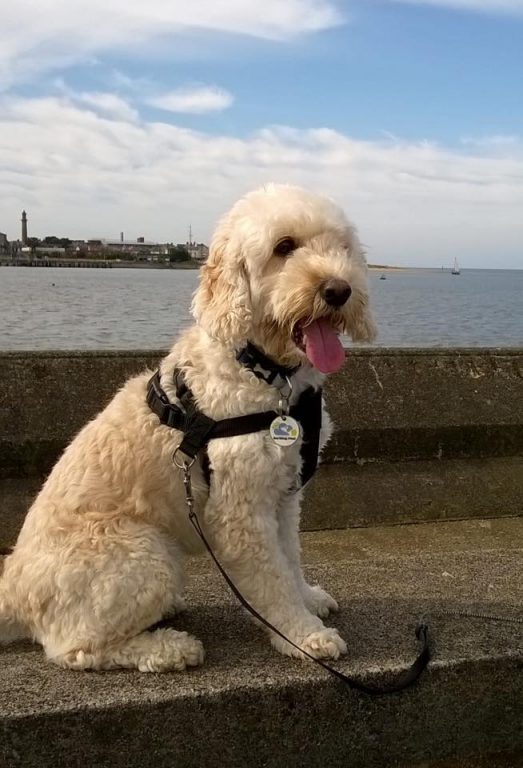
[192,184,377,373]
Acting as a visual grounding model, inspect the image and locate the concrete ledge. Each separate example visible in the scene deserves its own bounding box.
[1,348,522,547]
[1,519,522,768]
[2,456,522,549]
[1,349,522,479]
[0,478,40,551]
[304,455,523,530]
[413,755,523,768]
[0,351,161,479]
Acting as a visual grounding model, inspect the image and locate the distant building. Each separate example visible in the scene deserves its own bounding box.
[1,215,208,263]
[35,246,66,256]
[70,239,88,254]
[182,226,208,262]
[21,211,28,246]
[184,242,208,262]
[101,238,166,259]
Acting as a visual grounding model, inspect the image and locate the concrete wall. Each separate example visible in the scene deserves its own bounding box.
[1,349,522,547]
[2,348,521,474]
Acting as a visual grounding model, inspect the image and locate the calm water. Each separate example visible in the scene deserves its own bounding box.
[1,266,522,350]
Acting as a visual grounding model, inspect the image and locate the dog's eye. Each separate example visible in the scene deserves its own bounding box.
[274,237,296,257]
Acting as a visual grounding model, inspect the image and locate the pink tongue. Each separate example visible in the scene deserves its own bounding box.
[303,318,346,374]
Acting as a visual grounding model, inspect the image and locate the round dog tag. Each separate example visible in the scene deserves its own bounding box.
[269,415,301,447]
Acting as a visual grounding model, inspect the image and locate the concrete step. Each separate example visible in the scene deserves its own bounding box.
[304,455,523,530]
[2,455,522,550]
[408,756,523,768]
[1,517,522,768]
[2,349,522,478]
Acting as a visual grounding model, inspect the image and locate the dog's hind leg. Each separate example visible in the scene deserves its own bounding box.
[50,628,204,672]
[31,522,204,672]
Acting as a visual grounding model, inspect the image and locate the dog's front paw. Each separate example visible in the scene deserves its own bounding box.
[272,626,347,660]
[300,628,347,660]
[303,584,339,618]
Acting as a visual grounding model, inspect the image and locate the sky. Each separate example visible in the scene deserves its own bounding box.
[1,0,522,268]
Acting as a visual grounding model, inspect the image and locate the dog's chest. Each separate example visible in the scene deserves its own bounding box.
[264,430,304,494]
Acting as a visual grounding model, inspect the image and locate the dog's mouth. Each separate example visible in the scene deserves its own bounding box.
[292,317,346,374]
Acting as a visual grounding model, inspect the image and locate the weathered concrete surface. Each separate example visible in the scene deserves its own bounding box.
[1,352,521,764]
[411,755,523,768]
[0,351,161,479]
[0,479,41,552]
[304,456,523,530]
[2,456,522,549]
[1,518,522,768]
[1,349,522,480]
[1,349,522,546]
[324,348,523,462]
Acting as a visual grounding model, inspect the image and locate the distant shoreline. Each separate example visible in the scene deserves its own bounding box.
[3,260,515,273]
[1,259,415,271]
[0,259,200,270]
[368,265,407,271]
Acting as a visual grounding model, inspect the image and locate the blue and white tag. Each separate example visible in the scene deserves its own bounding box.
[269,415,301,447]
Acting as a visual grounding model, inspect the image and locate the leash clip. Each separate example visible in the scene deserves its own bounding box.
[172,447,195,515]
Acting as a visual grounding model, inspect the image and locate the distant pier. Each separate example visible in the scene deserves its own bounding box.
[0,259,113,268]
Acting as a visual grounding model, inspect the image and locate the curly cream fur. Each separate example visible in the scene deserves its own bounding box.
[0,184,376,671]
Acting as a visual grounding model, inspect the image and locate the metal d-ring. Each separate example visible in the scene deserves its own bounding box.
[277,375,293,417]
[172,446,195,471]
[283,375,294,399]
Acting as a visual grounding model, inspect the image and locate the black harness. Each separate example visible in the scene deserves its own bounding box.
[146,343,322,490]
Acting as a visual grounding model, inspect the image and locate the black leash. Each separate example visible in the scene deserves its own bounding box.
[187,506,431,696]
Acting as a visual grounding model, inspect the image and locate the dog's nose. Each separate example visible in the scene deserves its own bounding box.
[320,279,352,307]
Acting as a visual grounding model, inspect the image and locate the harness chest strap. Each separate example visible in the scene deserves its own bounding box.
[146,370,322,488]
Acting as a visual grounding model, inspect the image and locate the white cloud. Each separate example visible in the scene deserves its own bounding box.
[0,94,522,268]
[47,79,139,121]
[461,134,520,146]
[75,92,139,122]
[147,85,234,114]
[391,0,523,14]
[0,0,343,89]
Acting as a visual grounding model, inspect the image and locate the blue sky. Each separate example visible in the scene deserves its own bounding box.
[1,0,522,268]
[80,3,523,141]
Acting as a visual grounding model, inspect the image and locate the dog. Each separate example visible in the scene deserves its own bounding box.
[0,184,376,672]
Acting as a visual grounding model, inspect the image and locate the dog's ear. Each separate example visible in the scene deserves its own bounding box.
[345,244,378,343]
[345,278,378,342]
[350,312,378,343]
[192,230,252,344]
[348,304,378,343]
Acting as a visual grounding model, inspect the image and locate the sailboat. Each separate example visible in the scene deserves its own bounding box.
[451,258,461,275]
